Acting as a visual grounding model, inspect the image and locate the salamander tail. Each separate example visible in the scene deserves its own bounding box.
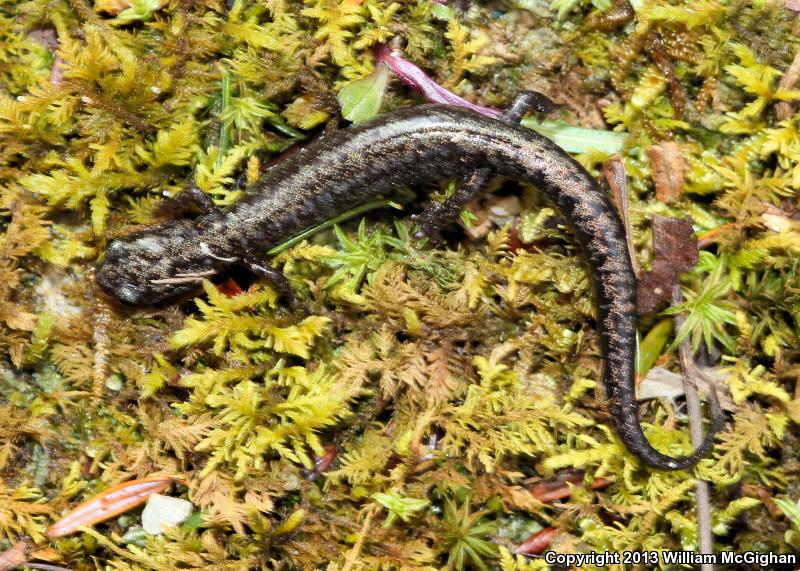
[614,382,724,471]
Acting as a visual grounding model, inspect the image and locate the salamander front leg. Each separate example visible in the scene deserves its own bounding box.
[168,188,296,308]
[411,91,562,239]
[243,257,296,309]
[160,185,221,216]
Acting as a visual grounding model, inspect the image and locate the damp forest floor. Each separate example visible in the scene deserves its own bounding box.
[2,0,800,569]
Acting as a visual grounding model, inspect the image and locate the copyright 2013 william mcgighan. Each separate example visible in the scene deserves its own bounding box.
[543,550,796,567]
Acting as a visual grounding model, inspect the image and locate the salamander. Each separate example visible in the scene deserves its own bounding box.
[95,96,717,470]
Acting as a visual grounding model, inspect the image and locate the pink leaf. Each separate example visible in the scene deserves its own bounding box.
[376,44,501,118]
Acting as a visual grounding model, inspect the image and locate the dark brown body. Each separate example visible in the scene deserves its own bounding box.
[96,104,715,470]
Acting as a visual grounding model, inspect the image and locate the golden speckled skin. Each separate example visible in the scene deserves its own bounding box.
[95,104,715,470]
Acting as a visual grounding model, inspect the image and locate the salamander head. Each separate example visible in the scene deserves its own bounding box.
[96,221,223,305]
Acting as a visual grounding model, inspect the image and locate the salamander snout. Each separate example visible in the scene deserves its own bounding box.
[95,242,153,305]
[95,222,210,305]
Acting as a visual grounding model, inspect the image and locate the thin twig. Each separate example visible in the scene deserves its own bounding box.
[340,506,376,571]
[0,540,30,571]
[92,297,113,401]
[22,564,73,571]
[671,284,714,570]
[776,43,800,121]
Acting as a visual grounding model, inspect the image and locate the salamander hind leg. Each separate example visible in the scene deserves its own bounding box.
[411,91,562,240]
[502,91,563,123]
[159,185,221,217]
[244,257,297,310]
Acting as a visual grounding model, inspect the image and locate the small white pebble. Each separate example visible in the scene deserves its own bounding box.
[80,95,93,104]
[105,373,123,392]
[141,493,193,535]
[488,195,521,217]
[150,86,161,94]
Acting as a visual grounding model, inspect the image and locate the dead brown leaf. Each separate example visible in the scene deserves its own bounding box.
[647,142,687,204]
[637,216,698,314]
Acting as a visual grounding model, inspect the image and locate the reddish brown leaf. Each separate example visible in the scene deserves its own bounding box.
[652,216,697,272]
[637,259,677,314]
[589,477,613,490]
[314,444,337,472]
[304,444,338,481]
[741,483,780,518]
[507,224,524,253]
[47,476,175,537]
[530,471,583,502]
[647,142,687,204]
[637,216,698,314]
[216,278,244,297]
[530,471,614,502]
[531,483,572,503]
[513,527,558,555]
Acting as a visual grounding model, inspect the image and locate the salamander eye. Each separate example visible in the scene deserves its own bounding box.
[105,240,126,258]
[115,283,144,305]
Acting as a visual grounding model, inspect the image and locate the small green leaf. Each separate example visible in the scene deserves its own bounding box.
[638,319,672,380]
[775,497,800,534]
[459,209,478,228]
[274,509,306,535]
[372,492,430,527]
[521,118,627,155]
[431,3,455,20]
[115,0,164,23]
[711,497,760,535]
[179,511,204,532]
[338,64,391,124]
